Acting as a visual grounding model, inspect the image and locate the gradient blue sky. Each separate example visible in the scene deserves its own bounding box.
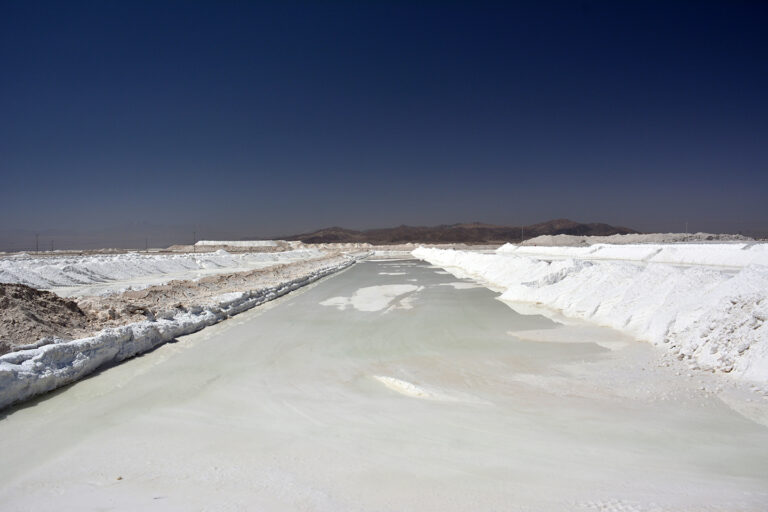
[1,1,767,247]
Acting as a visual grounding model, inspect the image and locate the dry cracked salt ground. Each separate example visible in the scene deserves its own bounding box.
[0,259,766,511]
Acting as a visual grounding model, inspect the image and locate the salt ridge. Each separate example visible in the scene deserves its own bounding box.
[413,246,768,387]
[0,249,324,290]
[498,242,768,268]
[0,256,360,410]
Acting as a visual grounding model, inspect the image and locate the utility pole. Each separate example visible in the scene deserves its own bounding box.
[35,233,39,254]
[50,240,54,252]
[193,231,196,253]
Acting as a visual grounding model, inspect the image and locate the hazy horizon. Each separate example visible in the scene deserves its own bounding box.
[2,216,766,252]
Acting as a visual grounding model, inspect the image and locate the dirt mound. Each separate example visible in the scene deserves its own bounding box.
[0,283,92,355]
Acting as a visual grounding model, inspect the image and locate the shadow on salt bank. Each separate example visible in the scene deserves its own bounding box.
[319,284,423,312]
[499,299,634,348]
[438,282,483,290]
[508,325,633,351]
[423,265,452,274]
[717,387,768,428]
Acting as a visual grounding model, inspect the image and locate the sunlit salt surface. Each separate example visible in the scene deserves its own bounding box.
[0,260,766,511]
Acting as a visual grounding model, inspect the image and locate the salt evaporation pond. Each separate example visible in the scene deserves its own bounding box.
[0,260,766,511]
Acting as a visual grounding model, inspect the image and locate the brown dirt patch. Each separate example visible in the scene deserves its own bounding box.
[0,283,94,355]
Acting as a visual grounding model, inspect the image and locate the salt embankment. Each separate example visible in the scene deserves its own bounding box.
[0,254,364,410]
[0,249,324,292]
[413,245,768,387]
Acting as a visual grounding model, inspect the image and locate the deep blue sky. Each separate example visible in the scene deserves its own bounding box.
[1,1,767,247]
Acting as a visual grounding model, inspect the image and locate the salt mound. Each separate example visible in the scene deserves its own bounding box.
[0,249,325,291]
[523,232,752,247]
[497,242,768,268]
[0,255,362,410]
[413,247,768,387]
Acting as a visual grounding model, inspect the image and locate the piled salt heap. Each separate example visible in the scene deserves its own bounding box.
[414,244,768,386]
[499,242,768,268]
[0,255,361,410]
[521,232,752,246]
[0,249,323,291]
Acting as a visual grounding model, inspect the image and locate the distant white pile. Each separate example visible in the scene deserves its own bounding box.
[500,242,768,268]
[194,240,281,247]
[413,243,768,386]
[522,232,752,247]
[0,249,324,291]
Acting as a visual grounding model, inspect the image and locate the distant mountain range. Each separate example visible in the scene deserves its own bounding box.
[280,219,638,244]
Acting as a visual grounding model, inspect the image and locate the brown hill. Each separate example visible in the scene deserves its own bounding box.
[281,219,637,244]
